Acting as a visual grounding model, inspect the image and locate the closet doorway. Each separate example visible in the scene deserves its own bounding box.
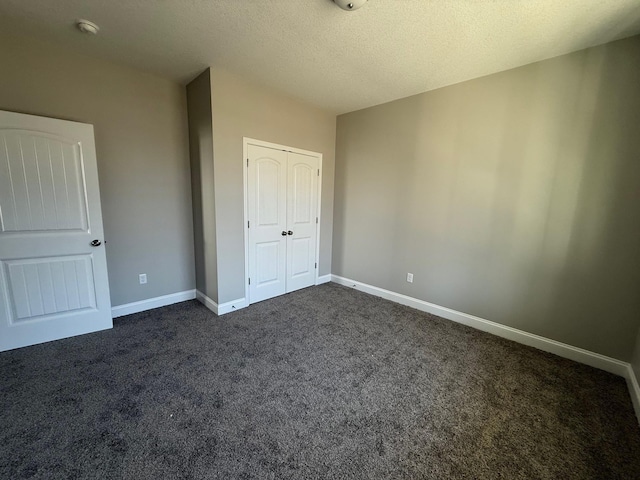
[243,138,322,304]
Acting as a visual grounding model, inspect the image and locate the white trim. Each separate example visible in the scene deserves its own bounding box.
[314,153,323,286]
[627,365,640,424]
[243,138,321,158]
[243,137,323,306]
[243,139,250,308]
[195,290,218,314]
[195,290,248,316]
[316,274,332,285]
[330,275,629,377]
[218,297,249,315]
[111,290,196,318]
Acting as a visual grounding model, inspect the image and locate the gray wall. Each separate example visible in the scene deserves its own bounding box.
[0,32,195,306]
[187,70,218,303]
[209,69,336,304]
[333,35,640,361]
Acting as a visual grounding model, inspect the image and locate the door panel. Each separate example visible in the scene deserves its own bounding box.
[256,159,282,226]
[5,256,96,320]
[292,164,312,223]
[0,132,88,232]
[290,237,311,277]
[247,145,287,303]
[0,110,112,351]
[255,241,281,284]
[286,153,318,293]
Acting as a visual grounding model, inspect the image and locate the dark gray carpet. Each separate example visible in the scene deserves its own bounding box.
[1,283,639,479]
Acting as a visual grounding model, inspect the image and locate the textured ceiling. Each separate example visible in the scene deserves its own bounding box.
[1,0,639,114]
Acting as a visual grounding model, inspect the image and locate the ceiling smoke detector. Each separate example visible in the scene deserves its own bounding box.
[333,0,368,11]
[76,19,99,35]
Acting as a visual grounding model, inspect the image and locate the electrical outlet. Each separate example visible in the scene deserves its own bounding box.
[139,273,147,285]
[406,273,414,283]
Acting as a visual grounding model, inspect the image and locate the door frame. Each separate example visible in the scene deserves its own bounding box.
[242,137,323,305]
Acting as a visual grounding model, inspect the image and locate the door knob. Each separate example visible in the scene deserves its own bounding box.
[287,231,293,235]
[90,239,102,247]
[281,231,287,236]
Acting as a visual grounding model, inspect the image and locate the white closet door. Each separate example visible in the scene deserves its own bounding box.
[0,110,112,352]
[286,152,318,293]
[247,143,320,304]
[247,144,288,303]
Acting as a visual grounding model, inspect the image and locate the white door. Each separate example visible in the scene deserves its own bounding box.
[286,152,318,293]
[247,144,319,304]
[0,110,112,352]
[247,144,288,303]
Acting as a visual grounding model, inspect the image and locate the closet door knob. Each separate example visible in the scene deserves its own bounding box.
[287,231,293,235]
[281,231,287,236]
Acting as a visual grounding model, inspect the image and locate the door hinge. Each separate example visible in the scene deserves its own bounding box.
[248,278,251,285]
[315,263,317,269]
[316,217,318,224]
[247,158,249,167]
[247,221,250,228]
[317,169,320,176]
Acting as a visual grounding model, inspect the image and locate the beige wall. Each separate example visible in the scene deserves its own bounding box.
[333,35,640,360]
[187,70,218,303]
[0,32,195,306]
[209,69,336,304]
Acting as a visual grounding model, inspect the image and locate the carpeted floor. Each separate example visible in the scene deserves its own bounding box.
[1,283,639,479]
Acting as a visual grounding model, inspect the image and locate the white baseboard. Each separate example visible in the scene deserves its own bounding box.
[331,275,629,377]
[317,274,332,285]
[195,290,218,313]
[195,290,247,316]
[218,297,248,315]
[627,365,640,424]
[111,289,196,318]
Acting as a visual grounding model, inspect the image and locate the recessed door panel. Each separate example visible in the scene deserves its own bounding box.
[256,242,281,284]
[5,256,96,322]
[290,237,311,277]
[0,131,88,233]
[292,164,312,224]
[256,160,282,227]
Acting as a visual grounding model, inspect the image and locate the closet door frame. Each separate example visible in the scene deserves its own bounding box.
[243,137,323,305]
